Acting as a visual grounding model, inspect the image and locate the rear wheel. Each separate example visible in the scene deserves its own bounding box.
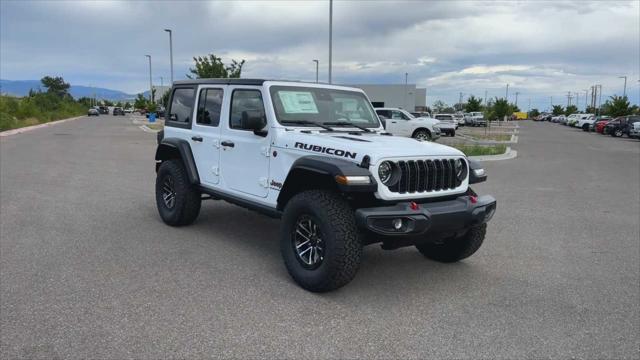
[416,223,486,263]
[155,160,201,226]
[280,190,362,292]
[582,124,590,131]
[612,129,623,137]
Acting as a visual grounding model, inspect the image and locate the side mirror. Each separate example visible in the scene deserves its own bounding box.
[242,110,268,137]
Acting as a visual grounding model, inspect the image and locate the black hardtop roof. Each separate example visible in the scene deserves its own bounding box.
[172,78,347,87]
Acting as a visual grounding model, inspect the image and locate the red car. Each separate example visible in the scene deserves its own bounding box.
[595,119,613,134]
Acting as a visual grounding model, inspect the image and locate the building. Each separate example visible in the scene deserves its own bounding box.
[345,84,427,111]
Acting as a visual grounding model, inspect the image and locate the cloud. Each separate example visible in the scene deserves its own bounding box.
[1,0,638,110]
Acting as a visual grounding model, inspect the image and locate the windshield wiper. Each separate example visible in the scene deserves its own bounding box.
[322,121,373,132]
[280,120,334,131]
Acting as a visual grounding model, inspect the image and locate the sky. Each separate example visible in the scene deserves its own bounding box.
[1,0,639,111]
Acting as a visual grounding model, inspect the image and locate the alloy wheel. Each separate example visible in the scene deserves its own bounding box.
[292,215,324,269]
[161,176,176,209]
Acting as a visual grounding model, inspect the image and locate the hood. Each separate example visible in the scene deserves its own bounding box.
[414,117,440,125]
[273,128,464,164]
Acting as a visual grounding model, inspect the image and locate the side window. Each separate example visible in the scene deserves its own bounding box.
[391,110,404,120]
[196,88,223,126]
[168,88,195,123]
[376,110,391,118]
[230,89,266,130]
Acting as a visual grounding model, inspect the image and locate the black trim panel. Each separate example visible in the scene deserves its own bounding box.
[155,138,200,184]
[198,186,281,218]
[468,159,487,184]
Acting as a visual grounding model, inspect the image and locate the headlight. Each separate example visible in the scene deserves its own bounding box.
[378,161,393,184]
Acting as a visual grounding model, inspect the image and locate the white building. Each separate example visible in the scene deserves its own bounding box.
[345,84,427,111]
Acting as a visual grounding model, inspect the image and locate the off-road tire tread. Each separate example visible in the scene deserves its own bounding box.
[156,160,201,226]
[416,223,486,262]
[281,190,361,292]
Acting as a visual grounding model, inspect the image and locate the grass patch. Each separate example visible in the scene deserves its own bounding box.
[465,133,512,141]
[0,94,86,131]
[146,123,164,131]
[452,144,507,156]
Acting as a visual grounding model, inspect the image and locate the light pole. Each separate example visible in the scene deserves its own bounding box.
[619,76,627,97]
[145,55,153,102]
[505,84,509,101]
[328,0,333,84]
[484,89,488,108]
[312,60,319,83]
[164,29,173,84]
[583,89,588,111]
[404,72,408,110]
[160,76,163,89]
[515,91,519,107]
[597,84,602,115]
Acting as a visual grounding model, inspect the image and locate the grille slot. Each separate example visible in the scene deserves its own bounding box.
[386,158,465,194]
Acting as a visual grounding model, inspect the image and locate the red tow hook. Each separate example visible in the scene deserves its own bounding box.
[410,201,419,211]
[470,195,478,204]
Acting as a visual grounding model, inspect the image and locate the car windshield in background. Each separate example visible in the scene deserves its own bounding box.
[269,86,380,128]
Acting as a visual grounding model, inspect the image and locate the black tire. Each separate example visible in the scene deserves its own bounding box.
[415,223,486,263]
[582,124,590,131]
[280,190,362,292]
[613,129,623,137]
[155,160,201,226]
[412,129,431,141]
[450,129,456,137]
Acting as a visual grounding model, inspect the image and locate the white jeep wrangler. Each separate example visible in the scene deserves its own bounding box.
[155,79,497,292]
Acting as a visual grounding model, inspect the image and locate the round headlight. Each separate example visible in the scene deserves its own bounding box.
[378,161,393,184]
[455,158,467,180]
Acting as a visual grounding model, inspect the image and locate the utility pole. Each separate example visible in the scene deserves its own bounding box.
[575,92,579,110]
[164,29,173,84]
[505,84,509,101]
[515,92,520,107]
[404,72,408,110]
[597,84,602,115]
[619,76,627,97]
[459,92,463,108]
[312,59,319,83]
[160,76,163,89]
[484,89,488,108]
[550,96,553,111]
[528,98,531,112]
[145,55,153,102]
[566,91,572,107]
[583,90,588,111]
[328,0,333,84]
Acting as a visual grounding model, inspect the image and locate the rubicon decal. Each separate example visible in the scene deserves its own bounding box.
[294,142,357,159]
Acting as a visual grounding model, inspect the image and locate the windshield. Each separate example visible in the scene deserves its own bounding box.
[270,86,380,128]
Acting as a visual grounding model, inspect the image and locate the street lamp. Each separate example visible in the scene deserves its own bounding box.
[145,55,153,102]
[619,76,627,97]
[164,29,173,85]
[312,59,319,83]
[328,0,333,84]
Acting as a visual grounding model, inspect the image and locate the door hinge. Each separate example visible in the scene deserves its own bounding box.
[259,177,269,188]
[261,146,270,157]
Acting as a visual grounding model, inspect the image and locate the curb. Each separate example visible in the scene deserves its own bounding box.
[0,115,86,137]
[469,146,518,161]
[139,125,162,133]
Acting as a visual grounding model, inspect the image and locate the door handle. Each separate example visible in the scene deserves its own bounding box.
[221,140,235,148]
[191,136,203,142]
[391,121,397,123]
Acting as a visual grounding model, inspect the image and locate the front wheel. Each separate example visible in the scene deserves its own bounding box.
[280,190,362,292]
[416,223,486,263]
[582,124,590,131]
[412,129,431,141]
[613,129,623,137]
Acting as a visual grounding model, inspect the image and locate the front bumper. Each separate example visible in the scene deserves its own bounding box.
[355,194,496,237]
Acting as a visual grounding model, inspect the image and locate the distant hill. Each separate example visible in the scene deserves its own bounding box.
[0,79,137,101]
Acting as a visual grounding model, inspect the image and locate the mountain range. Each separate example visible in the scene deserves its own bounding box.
[0,79,139,101]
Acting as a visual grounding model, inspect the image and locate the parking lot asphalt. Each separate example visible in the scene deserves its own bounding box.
[1,117,638,359]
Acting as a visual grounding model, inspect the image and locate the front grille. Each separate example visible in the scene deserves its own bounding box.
[388,159,464,194]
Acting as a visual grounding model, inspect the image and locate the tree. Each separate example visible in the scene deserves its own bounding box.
[529,108,540,118]
[601,95,631,117]
[115,101,123,107]
[552,105,565,115]
[77,97,93,108]
[465,95,482,112]
[187,53,245,79]
[123,102,132,109]
[586,106,597,114]
[161,90,171,109]
[41,76,70,97]
[134,93,147,110]
[491,98,511,120]
[102,100,114,106]
[432,100,448,113]
[565,105,578,116]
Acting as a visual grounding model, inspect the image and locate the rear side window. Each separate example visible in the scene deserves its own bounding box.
[376,109,391,118]
[196,88,223,126]
[168,88,195,124]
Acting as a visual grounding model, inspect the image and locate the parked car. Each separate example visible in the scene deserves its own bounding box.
[595,118,612,134]
[605,115,640,137]
[124,108,133,113]
[112,107,125,116]
[575,114,596,131]
[87,108,99,116]
[468,111,486,126]
[629,121,640,139]
[98,106,109,114]
[374,108,441,141]
[589,116,611,131]
[551,115,565,123]
[433,114,457,136]
[566,113,582,127]
[410,111,431,118]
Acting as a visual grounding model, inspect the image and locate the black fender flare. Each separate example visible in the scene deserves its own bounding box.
[277,155,377,209]
[155,138,200,185]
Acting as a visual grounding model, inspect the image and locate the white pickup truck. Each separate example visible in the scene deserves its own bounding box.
[374,107,442,141]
